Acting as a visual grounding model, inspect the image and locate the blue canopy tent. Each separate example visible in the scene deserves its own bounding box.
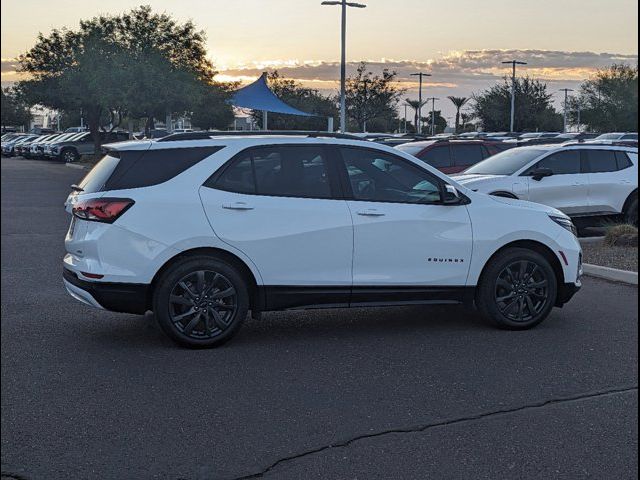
[230,73,333,131]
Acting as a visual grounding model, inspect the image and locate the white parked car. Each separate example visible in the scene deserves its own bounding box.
[63,133,583,347]
[453,145,638,226]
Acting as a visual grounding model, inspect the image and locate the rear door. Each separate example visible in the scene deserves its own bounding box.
[523,149,589,215]
[584,149,636,214]
[199,144,354,290]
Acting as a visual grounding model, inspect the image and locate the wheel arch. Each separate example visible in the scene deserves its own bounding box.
[622,188,638,214]
[477,239,565,306]
[147,247,261,312]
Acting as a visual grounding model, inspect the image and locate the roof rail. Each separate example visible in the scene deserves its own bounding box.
[156,130,364,142]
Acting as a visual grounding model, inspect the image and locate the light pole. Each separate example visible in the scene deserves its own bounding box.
[403,103,408,133]
[559,88,574,133]
[426,97,439,136]
[322,0,367,133]
[501,60,527,133]
[410,72,431,134]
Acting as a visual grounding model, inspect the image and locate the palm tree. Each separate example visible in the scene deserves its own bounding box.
[405,99,427,133]
[447,96,470,133]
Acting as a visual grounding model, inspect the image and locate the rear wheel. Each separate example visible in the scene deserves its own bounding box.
[153,256,249,348]
[476,248,558,330]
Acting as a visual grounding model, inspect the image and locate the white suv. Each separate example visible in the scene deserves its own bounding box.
[452,145,638,226]
[63,133,583,348]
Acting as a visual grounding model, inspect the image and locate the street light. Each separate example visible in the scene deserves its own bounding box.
[410,72,431,134]
[559,88,574,133]
[322,0,367,133]
[501,60,527,133]
[426,97,439,136]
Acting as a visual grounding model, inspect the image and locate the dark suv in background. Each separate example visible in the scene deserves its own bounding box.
[395,140,508,173]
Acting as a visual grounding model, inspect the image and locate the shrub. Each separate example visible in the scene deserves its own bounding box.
[604,224,639,247]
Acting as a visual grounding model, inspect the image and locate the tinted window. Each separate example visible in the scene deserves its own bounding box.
[621,134,638,140]
[419,145,451,168]
[615,151,633,170]
[585,150,619,173]
[103,146,222,190]
[451,144,484,167]
[340,147,442,204]
[533,150,582,174]
[77,154,122,194]
[213,146,332,199]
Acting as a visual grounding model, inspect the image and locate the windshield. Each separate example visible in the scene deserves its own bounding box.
[463,148,545,175]
[595,133,622,140]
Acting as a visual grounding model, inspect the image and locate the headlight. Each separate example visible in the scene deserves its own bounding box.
[549,215,577,236]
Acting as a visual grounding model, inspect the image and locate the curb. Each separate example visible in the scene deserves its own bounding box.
[65,163,88,170]
[583,263,638,286]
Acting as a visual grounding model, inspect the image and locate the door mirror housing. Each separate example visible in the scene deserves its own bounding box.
[530,167,553,181]
[442,184,464,205]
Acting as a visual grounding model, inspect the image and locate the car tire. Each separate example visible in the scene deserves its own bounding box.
[62,148,79,163]
[624,195,638,226]
[476,247,558,330]
[152,256,249,348]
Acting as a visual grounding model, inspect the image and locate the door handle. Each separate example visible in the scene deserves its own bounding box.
[222,202,254,211]
[357,209,385,217]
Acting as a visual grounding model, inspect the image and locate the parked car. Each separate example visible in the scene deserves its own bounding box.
[25,133,65,159]
[395,139,504,173]
[594,132,638,143]
[41,132,85,158]
[63,132,582,347]
[30,133,78,159]
[1,134,39,157]
[15,134,49,157]
[65,127,89,133]
[452,144,638,225]
[48,131,130,162]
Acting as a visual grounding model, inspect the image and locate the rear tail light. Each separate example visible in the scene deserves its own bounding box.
[72,198,134,223]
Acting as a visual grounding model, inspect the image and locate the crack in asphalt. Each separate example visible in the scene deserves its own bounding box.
[231,385,638,480]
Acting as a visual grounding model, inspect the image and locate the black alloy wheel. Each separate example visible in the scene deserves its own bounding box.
[494,260,549,323]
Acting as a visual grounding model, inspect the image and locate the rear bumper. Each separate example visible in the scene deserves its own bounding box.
[63,268,150,314]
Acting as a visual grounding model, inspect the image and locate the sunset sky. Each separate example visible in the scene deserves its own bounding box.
[1,0,638,119]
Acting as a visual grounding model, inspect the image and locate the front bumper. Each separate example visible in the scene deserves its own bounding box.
[556,282,581,306]
[63,268,150,314]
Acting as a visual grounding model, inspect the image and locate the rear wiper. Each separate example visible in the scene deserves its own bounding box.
[70,184,84,192]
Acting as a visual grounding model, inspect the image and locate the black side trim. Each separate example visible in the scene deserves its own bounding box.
[261,285,474,311]
[63,269,149,314]
[556,282,581,307]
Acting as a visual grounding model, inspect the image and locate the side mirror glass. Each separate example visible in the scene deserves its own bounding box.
[530,167,553,181]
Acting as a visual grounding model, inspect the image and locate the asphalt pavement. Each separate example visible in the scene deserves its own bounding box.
[1,157,638,480]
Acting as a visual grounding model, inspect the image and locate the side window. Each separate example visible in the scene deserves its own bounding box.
[615,151,633,170]
[451,144,485,167]
[532,150,582,174]
[340,147,442,204]
[585,150,619,173]
[418,145,451,168]
[621,134,638,141]
[212,146,332,199]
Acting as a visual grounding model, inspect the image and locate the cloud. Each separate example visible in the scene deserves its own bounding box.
[218,49,638,89]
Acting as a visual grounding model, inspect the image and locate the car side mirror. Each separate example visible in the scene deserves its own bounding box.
[442,184,463,205]
[530,168,553,181]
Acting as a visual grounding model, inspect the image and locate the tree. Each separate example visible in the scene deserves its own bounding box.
[17,6,228,151]
[404,99,426,134]
[1,88,31,131]
[251,71,338,130]
[344,63,404,132]
[447,96,470,133]
[191,83,235,131]
[472,77,562,132]
[423,110,447,135]
[568,64,638,132]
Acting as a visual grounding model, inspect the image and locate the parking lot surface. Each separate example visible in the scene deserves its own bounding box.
[1,158,638,480]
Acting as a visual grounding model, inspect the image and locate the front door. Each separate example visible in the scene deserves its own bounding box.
[337,146,473,288]
[523,149,590,215]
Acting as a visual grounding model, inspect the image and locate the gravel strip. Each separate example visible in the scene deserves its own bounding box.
[582,242,638,272]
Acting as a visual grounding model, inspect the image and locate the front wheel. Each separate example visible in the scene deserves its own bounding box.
[476,248,558,330]
[625,196,638,226]
[153,256,249,348]
[62,148,79,163]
